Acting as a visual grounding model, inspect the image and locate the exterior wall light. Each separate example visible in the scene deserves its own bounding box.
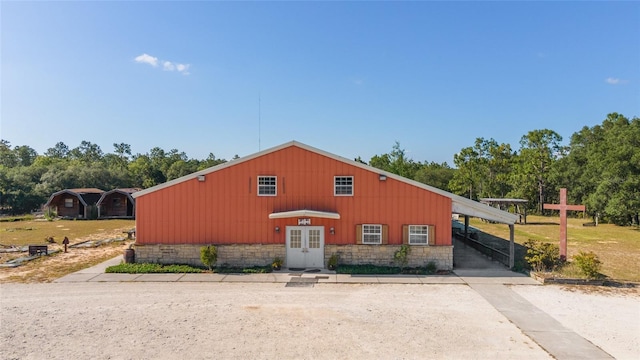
[197,175,206,182]
[275,226,280,233]
[330,227,335,235]
[379,174,387,181]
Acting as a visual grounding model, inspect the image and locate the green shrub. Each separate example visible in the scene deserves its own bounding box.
[216,265,272,273]
[425,261,437,273]
[573,251,602,279]
[336,264,436,275]
[0,214,35,222]
[200,245,218,270]
[44,208,57,221]
[337,264,400,274]
[327,253,339,269]
[106,263,203,273]
[394,244,411,269]
[271,257,283,269]
[524,239,561,272]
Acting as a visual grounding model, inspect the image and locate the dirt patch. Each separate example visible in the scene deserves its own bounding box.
[559,284,640,296]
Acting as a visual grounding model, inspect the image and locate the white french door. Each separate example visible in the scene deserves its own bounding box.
[286,226,324,269]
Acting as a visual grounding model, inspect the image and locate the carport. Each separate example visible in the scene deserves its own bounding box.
[448,194,519,268]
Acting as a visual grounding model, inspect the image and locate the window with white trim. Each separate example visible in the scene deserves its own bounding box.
[334,176,353,196]
[362,224,382,244]
[409,225,430,245]
[64,198,74,208]
[257,176,277,196]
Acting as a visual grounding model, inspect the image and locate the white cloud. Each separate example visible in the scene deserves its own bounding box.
[135,53,190,75]
[176,64,189,73]
[605,77,627,85]
[134,53,158,67]
[163,61,175,71]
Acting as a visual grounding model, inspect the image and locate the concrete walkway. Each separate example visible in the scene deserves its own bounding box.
[55,252,538,285]
[55,264,473,284]
[471,284,613,359]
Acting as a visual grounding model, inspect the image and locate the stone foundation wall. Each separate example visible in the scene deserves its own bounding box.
[133,244,285,268]
[325,244,453,270]
[133,243,453,270]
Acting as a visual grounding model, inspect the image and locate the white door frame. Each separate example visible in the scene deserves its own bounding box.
[285,226,325,269]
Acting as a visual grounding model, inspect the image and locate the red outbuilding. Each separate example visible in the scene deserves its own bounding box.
[132,141,517,269]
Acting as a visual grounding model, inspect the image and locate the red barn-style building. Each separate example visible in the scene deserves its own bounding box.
[132,142,517,269]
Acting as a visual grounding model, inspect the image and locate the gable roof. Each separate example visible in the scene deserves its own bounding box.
[67,188,104,194]
[133,141,519,225]
[96,188,141,207]
[45,188,105,208]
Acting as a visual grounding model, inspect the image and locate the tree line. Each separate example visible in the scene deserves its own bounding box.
[363,113,639,226]
[1,113,638,225]
[0,140,231,214]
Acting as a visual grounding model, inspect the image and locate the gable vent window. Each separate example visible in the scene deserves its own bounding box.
[334,176,353,196]
[257,176,277,196]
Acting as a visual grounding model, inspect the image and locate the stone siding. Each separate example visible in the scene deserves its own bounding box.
[325,244,453,270]
[133,244,285,268]
[133,243,452,270]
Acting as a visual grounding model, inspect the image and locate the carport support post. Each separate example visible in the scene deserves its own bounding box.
[509,224,515,269]
[464,215,469,239]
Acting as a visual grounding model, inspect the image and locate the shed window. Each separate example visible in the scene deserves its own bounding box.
[409,225,430,245]
[362,224,382,244]
[257,176,277,196]
[334,176,353,196]
[64,198,74,208]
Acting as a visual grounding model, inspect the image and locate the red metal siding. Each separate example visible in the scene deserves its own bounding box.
[136,146,452,246]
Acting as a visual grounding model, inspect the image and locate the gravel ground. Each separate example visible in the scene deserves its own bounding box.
[1,282,638,360]
[512,285,640,360]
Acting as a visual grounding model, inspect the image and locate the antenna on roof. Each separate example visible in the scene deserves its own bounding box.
[258,94,261,151]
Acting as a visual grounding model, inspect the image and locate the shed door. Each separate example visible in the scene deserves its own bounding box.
[286,226,324,269]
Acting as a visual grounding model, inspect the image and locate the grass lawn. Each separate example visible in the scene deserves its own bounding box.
[1,219,135,247]
[0,219,135,283]
[469,215,640,282]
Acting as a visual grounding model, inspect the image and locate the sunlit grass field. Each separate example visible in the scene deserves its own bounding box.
[469,215,640,282]
[1,219,135,246]
[0,219,136,283]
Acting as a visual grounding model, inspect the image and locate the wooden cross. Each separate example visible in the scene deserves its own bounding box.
[543,188,585,260]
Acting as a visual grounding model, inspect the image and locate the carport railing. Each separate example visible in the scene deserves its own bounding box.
[454,232,510,267]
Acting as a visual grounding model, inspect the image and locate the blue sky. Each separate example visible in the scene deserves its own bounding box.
[2,1,639,165]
